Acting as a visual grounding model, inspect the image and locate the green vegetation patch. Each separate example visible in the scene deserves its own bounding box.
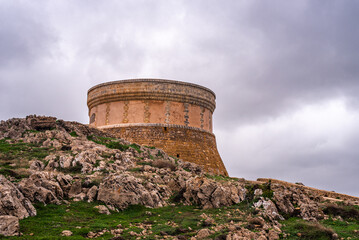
[205,174,237,182]
[0,139,52,177]
[280,217,336,240]
[245,182,273,201]
[323,203,359,220]
[280,215,359,240]
[69,131,79,137]
[144,145,156,149]
[87,135,143,152]
[0,139,51,161]
[7,201,255,239]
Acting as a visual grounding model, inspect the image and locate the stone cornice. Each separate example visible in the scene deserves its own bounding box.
[98,123,214,135]
[87,79,216,112]
[88,78,216,97]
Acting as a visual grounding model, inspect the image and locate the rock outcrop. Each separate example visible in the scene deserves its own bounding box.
[0,115,358,238]
[0,175,36,219]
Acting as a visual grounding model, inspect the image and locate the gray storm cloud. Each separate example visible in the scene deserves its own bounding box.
[0,0,358,196]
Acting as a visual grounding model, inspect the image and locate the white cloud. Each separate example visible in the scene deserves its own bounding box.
[216,97,359,195]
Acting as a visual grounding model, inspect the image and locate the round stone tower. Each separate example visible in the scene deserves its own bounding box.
[87,79,228,175]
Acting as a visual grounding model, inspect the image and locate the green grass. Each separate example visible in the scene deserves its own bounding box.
[144,146,156,149]
[105,142,129,151]
[3,198,359,239]
[69,131,79,137]
[155,150,163,157]
[137,161,152,166]
[280,215,359,240]
[205,174,237,182]
[245,182,274,201]
[0,139,51,161]
[87,135,141,152]
[129,143,142,153]
[4,201,253,239]
[0,139,52,177]
[280,217,335,239]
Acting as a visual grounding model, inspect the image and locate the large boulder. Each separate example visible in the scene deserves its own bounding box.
[0,175,36,219]
[18,172,63,204]
[0,215,19,236]
[97,174,168,210]
[254,198,284,221]
[182,177,246,209]
[272,184,323,221]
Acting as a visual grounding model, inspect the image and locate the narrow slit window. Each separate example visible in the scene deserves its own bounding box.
[177,154,180,158]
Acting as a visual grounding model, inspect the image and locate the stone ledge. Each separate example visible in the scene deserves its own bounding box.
[88,78,216,98]
[257,178,359,202]
[87,92,216,112]
[98,123,213,135]
[87,79,216,112]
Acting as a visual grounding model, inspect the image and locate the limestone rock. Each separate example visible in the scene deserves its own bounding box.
[68,180,82,199]
[196,228,210,239]
[18,172,63,204]
[29,160,44,171]
[0,215,19,236]
[94,205,110,215]
[0,175,36,219]
[182,177,246,209]
[272,184,323,221]
[97,173,168,210]
[87,185,98,202]
[253,198,284,221]
[61,230,73,236]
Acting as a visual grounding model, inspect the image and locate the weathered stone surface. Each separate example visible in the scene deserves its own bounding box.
[196,228,210,239]
[254,198,284,221]
[87,186,98,203]
[271,184,323,221]
[0,215,19,236]
[29,160,44,171]
[0,175,36,219]
[68,180,82,199]
[94,205,110,215]
[18,172,63,204]
[88,79,228,176]
[97,174,167,210]
[61,230,73,236]
[182,177,246,209]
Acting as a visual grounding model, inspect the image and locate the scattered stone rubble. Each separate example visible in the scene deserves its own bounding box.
[0,115,358,238]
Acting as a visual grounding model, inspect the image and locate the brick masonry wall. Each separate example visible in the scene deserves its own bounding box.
[102,125,228,176]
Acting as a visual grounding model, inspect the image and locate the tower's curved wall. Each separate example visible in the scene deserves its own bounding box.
[87,79,228,175]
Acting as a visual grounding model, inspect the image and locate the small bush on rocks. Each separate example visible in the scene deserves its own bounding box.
[323,203,359,220]
[69,131,78,137]
[152,160,176,171]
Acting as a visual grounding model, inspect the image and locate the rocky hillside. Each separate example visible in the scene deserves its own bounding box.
[0,116,358,239]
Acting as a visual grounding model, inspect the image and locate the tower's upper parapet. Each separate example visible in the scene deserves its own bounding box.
[87,79,217,132]
[87,78,227,175]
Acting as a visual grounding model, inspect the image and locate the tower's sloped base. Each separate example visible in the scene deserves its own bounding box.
[102,124,228,176]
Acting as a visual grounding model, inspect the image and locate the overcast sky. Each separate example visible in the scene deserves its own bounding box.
[1,0,359,196]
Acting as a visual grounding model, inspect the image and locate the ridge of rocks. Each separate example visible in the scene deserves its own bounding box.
[0,115,358,238]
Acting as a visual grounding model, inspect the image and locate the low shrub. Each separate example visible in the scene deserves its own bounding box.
[106,142,129,151]
[247,217,264,229]
[295,221,336,239]
[152,160,176,171]
[69,131,78,137]
[323,203,359,220]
